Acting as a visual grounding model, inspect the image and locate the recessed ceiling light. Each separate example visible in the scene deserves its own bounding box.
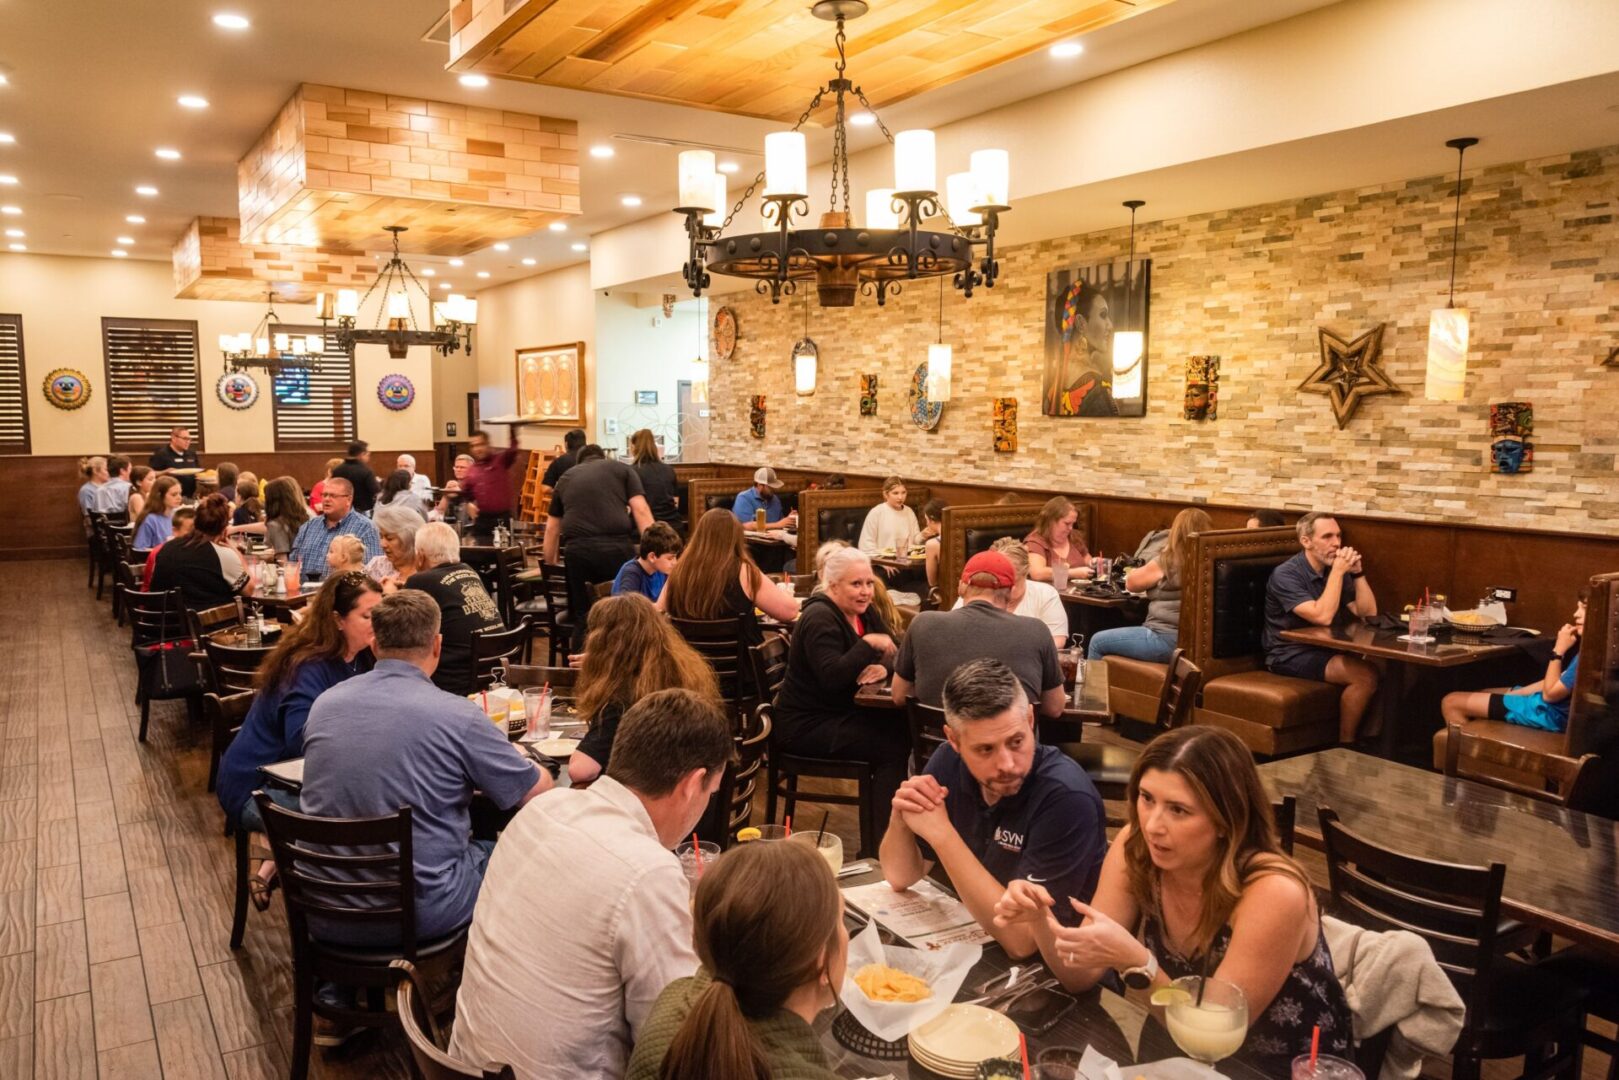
[110,249,128,257]
[448,258,464,267]
[212,13,250,30]
[3,229,20,238]
[492,242,510,252]
[849,112,876,128]
[0,206,18,215]
[125,214,145,224]
[438,281,451,289]
[0,175,17,186]
[476,271,491,278]
[547,222,567,232]
[155,148,181,160]
[116,236,135,245]
[1050,41,1083,58]
[459,74,490,89]
[177,95,210,110]
[421,267,435,277]
[521,257,536,266]
[717,160,740,173]
[571,243,587,252]
[589,145,615,159]
[7,243,24,252]
[620,195,642,207]
[136,185,158,196]
[0,133,14,145]
[0,75,9,87]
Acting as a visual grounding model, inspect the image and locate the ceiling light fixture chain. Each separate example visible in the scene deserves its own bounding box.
[315,225,477,359]
[1444,137,1476,309]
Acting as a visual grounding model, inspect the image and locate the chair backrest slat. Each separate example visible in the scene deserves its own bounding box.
[673,616,748,710]
[470,618,531,693]
[1152,648,1202,731]
[746,635,789,704]
[905,698,949,775]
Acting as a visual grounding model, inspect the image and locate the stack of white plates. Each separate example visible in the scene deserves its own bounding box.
[906,1004,1021,1078]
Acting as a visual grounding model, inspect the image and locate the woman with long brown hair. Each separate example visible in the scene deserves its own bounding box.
[1025,495,1092,585]
[568,594,721,784]
[658,508,799,639]
[149,494,252,609]
[261,475,312,555]
[626,839,848,1080]
[133,475,183,549]
[1089,507,1213,663]
[628,427,682,529]
[215,572,382,898]
[993,725,1351,1075]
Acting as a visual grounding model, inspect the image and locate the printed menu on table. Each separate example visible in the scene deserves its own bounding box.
[841,879,992,951]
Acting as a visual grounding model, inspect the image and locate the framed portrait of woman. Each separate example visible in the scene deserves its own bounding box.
[1042,258,1151,418]
[514,342,584,423]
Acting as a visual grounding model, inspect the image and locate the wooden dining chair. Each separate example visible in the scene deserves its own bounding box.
[203,688,254,798]
[502,664,580,696]
[255,796,470,1080]
[1442,722,1602,812]
[707,704,772,849]
[470,617,531,693]
[526,563,572,666]
[904,698,949,775]
[113,560,145,627]
[125,586,201,742]
[1271,794,1296,856]
[1318,806,1588,1080]
[672,615,752,722]
[392,960,515,1080]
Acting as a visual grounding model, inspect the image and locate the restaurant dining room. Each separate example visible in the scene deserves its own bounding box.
[3,0,1619,1078]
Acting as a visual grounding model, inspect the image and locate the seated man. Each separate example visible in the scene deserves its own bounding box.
[1262,511,1380,744]
[951,538,1068,649]
[612,521,682,601]
[731,466,797,532]
[289,476,382,580]
[299,590,548,1038]
[400,522,505,695]
[893,550,1067,720]
[450,688,732,1079]
[1442,591,1584,734]
[879,658,1106,958]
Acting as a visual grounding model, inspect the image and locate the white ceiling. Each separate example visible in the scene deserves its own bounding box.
[0,0,1347,289]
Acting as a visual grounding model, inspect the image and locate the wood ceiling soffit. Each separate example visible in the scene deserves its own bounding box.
[447,0,1176,121]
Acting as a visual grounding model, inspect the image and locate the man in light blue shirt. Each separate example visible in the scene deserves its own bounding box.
[289,476,382,579]
[99,455,133,515]
[730,466,797,531]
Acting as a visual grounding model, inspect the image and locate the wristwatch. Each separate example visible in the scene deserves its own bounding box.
[1120,951,1159,990]
[1553,652,1567,664]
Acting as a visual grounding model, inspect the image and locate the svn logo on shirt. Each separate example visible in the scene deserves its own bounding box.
[993,827,1025,853]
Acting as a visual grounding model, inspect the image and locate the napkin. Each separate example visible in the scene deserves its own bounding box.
[1078,1047,1226,1080]
[837,921,981,1043]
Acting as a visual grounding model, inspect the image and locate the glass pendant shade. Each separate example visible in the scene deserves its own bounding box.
[386,292,411,319]
[272,333,289,352]
[217,334,233,352]
[894,129,937,194]
[336,289,360,318]
[256,336,270,355]
[794,343,817,395]
[304,334,323,354]
[1425,307,1470,401]
[865,188,898,229]
[678,150,716,210]
[1111,331,1144,400]
[702,173,727,228]
[970,149,1009,208]
[289,338,307,356]
[926,342,952,401]
[315,292,335,321]
[764,132,807,197]
[945,173,981,226]
[460,297,478,325]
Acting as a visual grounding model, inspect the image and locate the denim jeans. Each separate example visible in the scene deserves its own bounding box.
[1088,625,1177,663]
[236,785,300,833]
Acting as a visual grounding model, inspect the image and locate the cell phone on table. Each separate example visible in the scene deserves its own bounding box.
[1005,986,1077,1036]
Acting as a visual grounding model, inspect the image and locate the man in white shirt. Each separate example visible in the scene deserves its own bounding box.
[950,537,1070,648]
[449,688,734,1079]
[398,453,434,500]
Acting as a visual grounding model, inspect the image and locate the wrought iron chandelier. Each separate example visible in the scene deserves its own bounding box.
[673,0,1011,308]
[318,226,476,359]
[218,287,326,376]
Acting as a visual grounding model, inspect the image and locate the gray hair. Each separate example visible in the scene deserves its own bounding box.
[374,504,426,560]
[454,453,474,465]
[989,537,1030,583]
[821,545,871,588]
[941,658,1028,731]
[813,539,849,573]
[370,590,441,657]
[396,453,416,471]
[1296,511,1333,542]
[414,521,460,568]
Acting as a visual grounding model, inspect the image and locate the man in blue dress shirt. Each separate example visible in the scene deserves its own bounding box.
[289,476,382,579]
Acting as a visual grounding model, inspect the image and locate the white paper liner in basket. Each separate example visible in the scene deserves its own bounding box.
[836,920,982,1043]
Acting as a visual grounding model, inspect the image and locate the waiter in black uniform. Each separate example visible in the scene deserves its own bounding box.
[149,427,201,496]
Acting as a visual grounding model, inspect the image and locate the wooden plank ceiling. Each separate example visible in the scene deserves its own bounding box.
[446,0,1179,122]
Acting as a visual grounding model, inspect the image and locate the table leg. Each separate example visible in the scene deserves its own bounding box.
[1376,660,1405,759]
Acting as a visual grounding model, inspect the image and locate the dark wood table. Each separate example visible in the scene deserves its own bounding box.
[820,865,1268,1079]
[1278,622,1522,757]
[745,529,797,574]
[252,580,321,614]
[1057,586,1147,646]
[1260,748,1619,959]
[206,622,284,647]
[854,660,1111,726]
[871,554,925,573]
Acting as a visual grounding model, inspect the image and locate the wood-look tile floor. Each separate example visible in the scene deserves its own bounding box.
[1,559,1610,1079]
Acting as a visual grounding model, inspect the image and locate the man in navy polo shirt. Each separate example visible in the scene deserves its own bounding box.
[879,658,1105,959]
[1262,511,1381,744]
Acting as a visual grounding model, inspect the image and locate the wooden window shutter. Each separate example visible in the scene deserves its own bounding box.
[0,314,30,454]
[270,325,357,451]
[102,317,204,453]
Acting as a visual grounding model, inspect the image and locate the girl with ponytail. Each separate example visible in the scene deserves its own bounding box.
[626,840,848,1080]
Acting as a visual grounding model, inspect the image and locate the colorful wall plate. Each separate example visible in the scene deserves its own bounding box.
[43,368,91,410]
[216,371,260,410]
[377,373,416,410]
[909,362,943,430]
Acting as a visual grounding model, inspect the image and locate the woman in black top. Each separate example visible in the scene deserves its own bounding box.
[149,494,252,610]
[774,546,908,817]
[629,427,682,529]
[660,509,800,650]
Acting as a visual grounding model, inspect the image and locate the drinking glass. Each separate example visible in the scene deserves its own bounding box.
[1052,562,1069,591]
[522,688,550,740]
[789,829,843,875]
[748,824,790,841]
[1164,976,1248,1065]
[1408,602,1434,644]
[1058,648,1082,689]
[284,558,301,594]
[1291,1054,1364,1080]
[1035,1047,1085,1080]
[674,840,721,893]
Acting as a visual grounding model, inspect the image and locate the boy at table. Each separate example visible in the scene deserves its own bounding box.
[879,658,1106,959]
[1441,592,1585,734]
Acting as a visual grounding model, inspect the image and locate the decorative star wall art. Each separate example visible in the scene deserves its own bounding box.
[1299,324,1400,429]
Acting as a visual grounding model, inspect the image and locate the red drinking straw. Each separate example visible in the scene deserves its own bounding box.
[691,832,703,875]
[784,816,792,837]
[1309,1024,1320,1073]
[1019,1031,1031,1080]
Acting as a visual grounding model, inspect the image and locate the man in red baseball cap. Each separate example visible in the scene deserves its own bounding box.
[891,549,1067,722]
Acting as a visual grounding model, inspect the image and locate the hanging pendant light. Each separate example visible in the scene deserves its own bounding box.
[690,300,709,404]
[1425,137,1478,401]
[926,276,952,401]
[793,298,817,395]
[1111,199,1146,401]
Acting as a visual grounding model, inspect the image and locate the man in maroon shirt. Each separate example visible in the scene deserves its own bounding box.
[462,430,520,540]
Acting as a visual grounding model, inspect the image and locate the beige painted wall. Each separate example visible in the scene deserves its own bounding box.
[473,262,595,454]
[708,143,1619,533]
[0,254,434,456]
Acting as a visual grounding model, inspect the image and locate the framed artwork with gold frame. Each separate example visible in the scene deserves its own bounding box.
[515,342,584,423]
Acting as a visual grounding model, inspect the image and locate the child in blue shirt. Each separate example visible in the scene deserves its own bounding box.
[1441,594,1584,733]
[611,521,682,602]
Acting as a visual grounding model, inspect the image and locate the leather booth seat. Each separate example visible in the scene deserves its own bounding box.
[1198,671,1341,756]
[964,525,1026,559]
[1104,656,1169,726]
[817,506,868,547]
[703,490,799,515]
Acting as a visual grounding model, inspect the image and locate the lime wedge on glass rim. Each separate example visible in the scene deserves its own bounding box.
[1150,986,1194,1008]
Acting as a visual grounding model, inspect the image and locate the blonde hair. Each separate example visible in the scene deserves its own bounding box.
[989,537,1030,582]
[326,535,367,574]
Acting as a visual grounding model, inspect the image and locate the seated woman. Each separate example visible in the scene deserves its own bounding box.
[1026,495,1092,585]
[133,475,183,549]
[1089,508,1212,664]
[149,495,253,609]
[858,475,920,556]
[660,508,800,646]
[215,572,381,903]
[1442,592,1584,733]
[125,466,154,522]
[993,725,1351,1077]
[627,839,847,1080]
[368,503,427,585]
[377,467,430,518]
[142,506,195,585]
[259,476,311,556]
[325,534,368,578]
[612,521,682,601]
[918,498,946,589]
[774,546,908,818]
[568,594,720,785]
